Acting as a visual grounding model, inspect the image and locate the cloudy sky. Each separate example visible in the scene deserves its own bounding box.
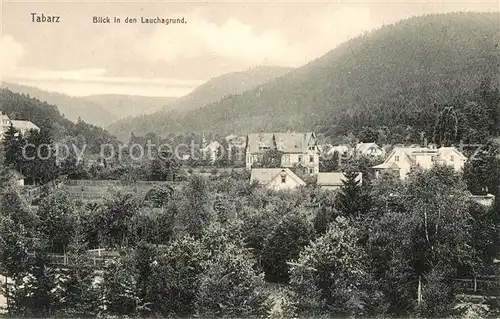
[0,0,497,97]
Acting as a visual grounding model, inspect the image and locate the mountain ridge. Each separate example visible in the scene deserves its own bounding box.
[0,82,176,127]
[109,12,500,140]
[108,66,293,139]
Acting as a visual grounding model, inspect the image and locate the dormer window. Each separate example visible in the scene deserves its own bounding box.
[394,156,400,162]
[281,175,286,183]
[450,155,454,161]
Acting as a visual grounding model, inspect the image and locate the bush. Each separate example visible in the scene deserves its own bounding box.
[196,243,270,318]
[289,217,378,317]
[417,268,455,318]
[149,236,206,316]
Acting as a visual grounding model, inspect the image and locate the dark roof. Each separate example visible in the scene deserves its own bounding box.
[246,132,315,154]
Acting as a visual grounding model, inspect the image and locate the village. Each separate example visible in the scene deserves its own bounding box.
[0,115,496,208]
[190,131,494,206]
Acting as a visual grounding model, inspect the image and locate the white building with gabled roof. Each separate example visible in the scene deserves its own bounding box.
[0,112,40,141]
[250,168,306,191]
[373,145,467,180]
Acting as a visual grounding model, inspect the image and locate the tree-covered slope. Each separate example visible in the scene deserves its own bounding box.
[108,66,293,139]
[1,82,119,127]
[163,66,293,113]
[0,88,119,151]
[110,12,500,140]
[82,94,176,118]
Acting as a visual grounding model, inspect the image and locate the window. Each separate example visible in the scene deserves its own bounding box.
[450,155,454,161]
[309,146,315,151]
[309,156,314,163]
[309,168,313,174]
[394,155,400,162]
[298,155,303,162]
[281,175,286,183]
[431,156,436,162]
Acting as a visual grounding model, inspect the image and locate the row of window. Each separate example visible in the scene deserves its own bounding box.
[297,155,315,163]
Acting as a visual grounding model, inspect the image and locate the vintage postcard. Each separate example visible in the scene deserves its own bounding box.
[0,0,499,317]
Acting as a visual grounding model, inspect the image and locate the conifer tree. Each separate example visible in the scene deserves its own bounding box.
[336,170,367,218]
[56,228,101,317]
[7,242,58,317]
[433,105,458,146]
[3,123,23,171]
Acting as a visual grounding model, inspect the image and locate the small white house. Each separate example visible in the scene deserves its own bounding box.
[250,168,306,191]
[356,142,385,157]
[11,170,25,186]
[471,194,495,207]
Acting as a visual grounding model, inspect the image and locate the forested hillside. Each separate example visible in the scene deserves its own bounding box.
[83,94,176,119]
[1,82,118,127]
[1,83,177,127]
[109,12,500,144]
[108,66,292,139]
[0,88,119,151]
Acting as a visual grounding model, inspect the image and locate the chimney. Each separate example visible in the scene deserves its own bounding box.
[423,137,428,147]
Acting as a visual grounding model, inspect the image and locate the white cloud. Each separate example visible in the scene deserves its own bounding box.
[0,35,25,77]
[134,6,385,68]
[135,10,306,67]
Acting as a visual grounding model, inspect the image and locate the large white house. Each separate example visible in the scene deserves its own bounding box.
[0,112,40,141]
[245,132,320,174]
[372,146,467,180]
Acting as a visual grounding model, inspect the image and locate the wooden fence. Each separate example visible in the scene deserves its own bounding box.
[27,249,118,269]
[453,276,500,296]
[64,179,182,187]
[20,175,68,200]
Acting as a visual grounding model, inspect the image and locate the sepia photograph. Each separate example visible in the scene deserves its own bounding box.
[0,0,499,317]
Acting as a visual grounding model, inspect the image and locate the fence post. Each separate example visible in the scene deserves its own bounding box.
[474,276,477,293]
[417,276,422,305]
